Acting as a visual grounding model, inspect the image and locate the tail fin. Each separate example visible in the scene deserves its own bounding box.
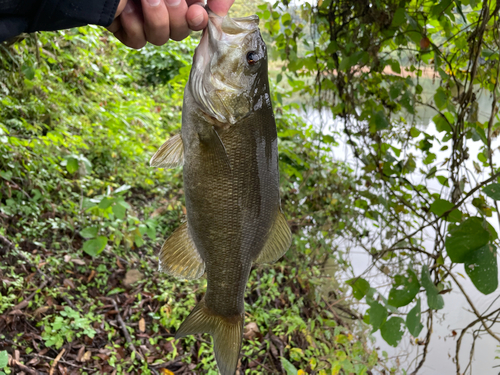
[176,299,243,375]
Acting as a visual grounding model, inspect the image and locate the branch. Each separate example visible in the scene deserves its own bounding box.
[455,308,500,374]
[410,311,433,375]
[111,299,159,375]
[389,171,500,249]
[445,266,500,343]
[8,355,39,375]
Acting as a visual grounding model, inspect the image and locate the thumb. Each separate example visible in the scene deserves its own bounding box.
[115,0,130,18]
[206,0,234,16]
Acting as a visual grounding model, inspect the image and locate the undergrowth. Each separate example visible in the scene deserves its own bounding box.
[0,27,384,374]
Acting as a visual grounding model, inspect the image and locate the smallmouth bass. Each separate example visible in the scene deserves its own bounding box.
[150,8,291,375]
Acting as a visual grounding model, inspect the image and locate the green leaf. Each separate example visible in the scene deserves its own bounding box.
[433,114,452,133]
[112,203,127,219]
[421,265,444,310]
[22,64,35,80]
[483,183,500,200]
[374,111,389,130]
[388,269,420,307]
[406,299,424,337]
[281,357,298,375]
[429,198,462,222]
[464,245,498,295]
[436,175,449,187]
[410,127,421,138]
[98,197,113,210]
[347,277,370,300]
[0,350,8,368]
[367,301,387,332]
[134,234,144,248]
[389,60,401,74]
[80,226,98,239]
[0,170,12,181]
[391,8,406,27]
[66,157,79,174]
[434,88,448,110]
[339,56,351,71]
[423,152,436,165]
[83,236,107,257]
[380,317,405,347]
[445,217,490,263]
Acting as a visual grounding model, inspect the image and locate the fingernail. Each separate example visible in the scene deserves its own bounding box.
[190,13,204,26]
[165,0,181,6]
[124,1,134,13]
[147,0,161,6]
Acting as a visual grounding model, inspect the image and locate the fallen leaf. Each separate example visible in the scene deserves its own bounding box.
[33,306,49,316]
[81,351,91,362]
[63,278,75,289]
[116,257,124,269]
[13,300,29,310]
[87,269,96,283]
[243,322,260,340]
[150,206,169,218]
[123,269,143,286]
[64,255,71,263]
[76,346,85,362]
[160,369,175,375]
[138,317,146,332]
[71,258,86,265]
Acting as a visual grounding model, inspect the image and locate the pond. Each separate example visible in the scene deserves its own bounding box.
[296,94,500,374]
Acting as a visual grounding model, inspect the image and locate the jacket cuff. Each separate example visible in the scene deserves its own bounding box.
[28,0,121,33]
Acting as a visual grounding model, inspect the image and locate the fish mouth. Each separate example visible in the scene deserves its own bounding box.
[194,8,259,71]
[205,6,259,39]
[190,9,261,124]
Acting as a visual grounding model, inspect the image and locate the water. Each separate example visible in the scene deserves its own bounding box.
[295,101,500,374]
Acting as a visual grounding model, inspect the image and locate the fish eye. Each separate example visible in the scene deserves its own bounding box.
[246,51,259,65]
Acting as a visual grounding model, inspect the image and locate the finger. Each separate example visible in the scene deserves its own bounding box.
[114,0,129,17]
[207,0,234,16]
[164,0,190,41]
[116,1,147,49]
[186,3,208,32]
[107,17,122,33]
[141,0,171,45]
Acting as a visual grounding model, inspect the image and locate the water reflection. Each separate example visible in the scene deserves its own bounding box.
[292,87,500,373]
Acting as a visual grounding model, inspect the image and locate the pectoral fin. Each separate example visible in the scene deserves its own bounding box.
[255,211,292,264]
[159,222,205,280]
[150,134,184,168]
[199,127,232,174]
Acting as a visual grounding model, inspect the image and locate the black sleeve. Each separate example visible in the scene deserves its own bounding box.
[0,0,120,42]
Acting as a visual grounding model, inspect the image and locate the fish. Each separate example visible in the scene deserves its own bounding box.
[150,7,292,375]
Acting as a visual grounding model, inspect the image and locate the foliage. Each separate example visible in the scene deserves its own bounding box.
[0,18,380,375]
[259,0,500,372]
[39,307,99,349]
[0,350,8,375]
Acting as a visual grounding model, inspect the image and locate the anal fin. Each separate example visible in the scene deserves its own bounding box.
[255,211,292,264]
[159,222,205,280]
[176,298,243,375]
[150,134,184,168]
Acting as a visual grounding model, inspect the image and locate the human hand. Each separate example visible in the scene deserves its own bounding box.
[108,0,234,49]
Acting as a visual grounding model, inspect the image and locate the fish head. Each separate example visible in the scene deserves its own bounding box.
[189,10,268,125]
